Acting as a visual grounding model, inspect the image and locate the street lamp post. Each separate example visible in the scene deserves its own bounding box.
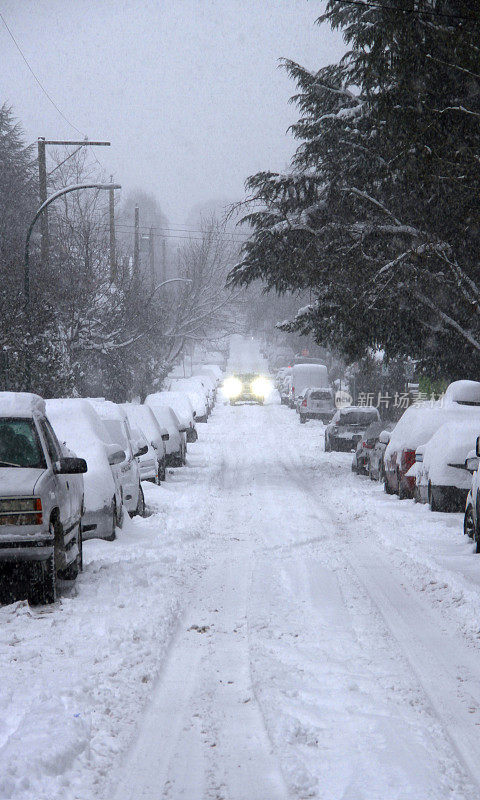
[23,182,121,390]
[24,182,121,312]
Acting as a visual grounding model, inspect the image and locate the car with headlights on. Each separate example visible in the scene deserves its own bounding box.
[222,373,272,405]
[325,406,381,452]
[0,392,87,604]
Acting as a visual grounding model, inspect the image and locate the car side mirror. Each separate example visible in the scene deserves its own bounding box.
[466,456,480,473]
[193,411,197,418]
[107,445,126,466]
[179,427,188,434]
[161,433,170,442]
[54,457,87,474]
[134,444,148,458]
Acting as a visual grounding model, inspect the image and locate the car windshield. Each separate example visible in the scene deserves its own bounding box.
[310,390,332,400]
[0,418,45,468]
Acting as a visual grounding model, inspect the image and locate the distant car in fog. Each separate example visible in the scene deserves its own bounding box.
[325,407,381,452]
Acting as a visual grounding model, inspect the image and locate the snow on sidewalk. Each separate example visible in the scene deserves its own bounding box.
[0,435,216,800]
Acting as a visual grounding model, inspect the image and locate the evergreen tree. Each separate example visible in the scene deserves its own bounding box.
[230,1,480,377]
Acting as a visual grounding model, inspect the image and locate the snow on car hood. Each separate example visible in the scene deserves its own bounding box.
[0,467,45,496]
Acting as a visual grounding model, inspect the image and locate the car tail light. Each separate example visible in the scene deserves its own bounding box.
[364,440,373,449]
[402,449,416,471]
[302,398,307,407]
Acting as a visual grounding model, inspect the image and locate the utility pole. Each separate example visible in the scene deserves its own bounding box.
[133,206,140,273]
[37,138,110,267]
[149,227,155,287]
[109,176,116,281]
[37,139,48,267]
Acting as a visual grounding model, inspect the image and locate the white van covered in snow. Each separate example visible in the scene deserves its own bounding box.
[290,363,329,408]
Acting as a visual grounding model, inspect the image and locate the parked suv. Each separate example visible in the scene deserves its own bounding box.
[299,387,335,423]
[0,393,87,603]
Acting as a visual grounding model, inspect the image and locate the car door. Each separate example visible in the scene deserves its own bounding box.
[37,417,71,531]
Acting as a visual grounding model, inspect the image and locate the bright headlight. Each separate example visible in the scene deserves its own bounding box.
[251,376,272,398]
[223,376,242,399]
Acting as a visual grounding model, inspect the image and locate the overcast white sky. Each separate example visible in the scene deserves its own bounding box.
[1,0,344,226]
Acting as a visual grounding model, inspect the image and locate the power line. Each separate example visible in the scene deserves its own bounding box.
[332,0,479,22]
[115,223,247,238]
[0,10,84,135]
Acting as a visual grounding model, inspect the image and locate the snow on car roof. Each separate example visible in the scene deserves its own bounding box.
[0,392,46,417]
[45,398,112,447]
[339,405,379,414]
[443,380,480,405]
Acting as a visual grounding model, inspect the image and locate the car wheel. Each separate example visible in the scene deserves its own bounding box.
[398,480,408,500]
[324,437,330,452]
[464,506,476,540]
[300,414,306,424]
[136,484,146,517]
[182,444,187,465]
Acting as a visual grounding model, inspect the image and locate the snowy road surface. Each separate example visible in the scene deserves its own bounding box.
[3,372,480,796]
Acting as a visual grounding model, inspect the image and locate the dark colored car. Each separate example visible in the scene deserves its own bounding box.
[325,407,381,452]
[351,421,386,475]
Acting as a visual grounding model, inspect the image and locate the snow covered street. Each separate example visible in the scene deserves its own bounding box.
[4,379,480,799]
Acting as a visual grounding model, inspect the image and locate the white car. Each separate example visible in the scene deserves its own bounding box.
[169,376,213,419]
[299,387,335,423]
[0,393,87,603]
[87,400,144,517]
[412,420,480,511]
[130,425,157,482]
[145,391,197,443]
[121,403,168,483]
[144,401,187,466]
[46,399,125,542]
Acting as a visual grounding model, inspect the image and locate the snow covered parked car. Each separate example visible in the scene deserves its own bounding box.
[368,428,393,481]
[87,400,145,517]
[121,403,168,483]
[463,442,480,551]
[130,425,156,482]
[0,393,87,603]
[144,400,187,466]
[299,387,335,423]
[169,377,212,421]
[145,391,197,443]
[351,420,387,475]
[411,420,480,511]
[325,407,381,452]
[385,382,480,499]
[46,399,125,542]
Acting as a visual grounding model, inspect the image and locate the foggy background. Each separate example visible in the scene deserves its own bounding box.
[0,0,344,226]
